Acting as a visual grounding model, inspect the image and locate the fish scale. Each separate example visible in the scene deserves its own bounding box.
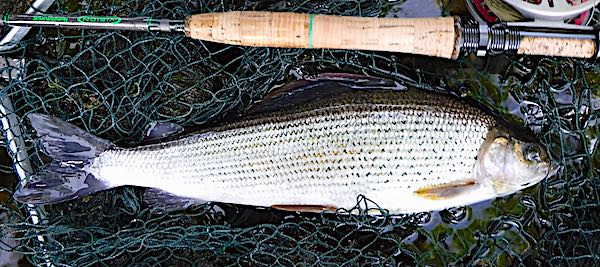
[89,90,495,212]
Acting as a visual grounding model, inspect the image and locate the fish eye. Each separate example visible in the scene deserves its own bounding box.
[526,151,540,162]
[523,144,543,163]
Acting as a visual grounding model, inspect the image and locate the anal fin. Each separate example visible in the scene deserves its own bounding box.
[271,205,337,213]
[414,179,478,200]
[144,189,206,214]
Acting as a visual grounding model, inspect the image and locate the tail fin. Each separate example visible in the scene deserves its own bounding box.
[13,113,115,205]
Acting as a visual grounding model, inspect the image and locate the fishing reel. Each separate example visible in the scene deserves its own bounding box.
[466,0,597,26]
[461,0,600,57]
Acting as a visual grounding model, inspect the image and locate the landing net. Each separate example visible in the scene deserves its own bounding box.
[0,0,598,266]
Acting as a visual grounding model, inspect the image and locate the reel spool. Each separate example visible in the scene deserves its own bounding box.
[466,0,597,26]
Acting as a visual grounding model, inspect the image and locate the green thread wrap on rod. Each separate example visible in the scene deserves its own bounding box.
[308,13,314,48]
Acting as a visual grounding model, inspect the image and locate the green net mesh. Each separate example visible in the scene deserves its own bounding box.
[0,0,598,266]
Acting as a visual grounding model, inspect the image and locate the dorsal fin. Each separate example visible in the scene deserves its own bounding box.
[143,121,185,142]
[244,73,403,117]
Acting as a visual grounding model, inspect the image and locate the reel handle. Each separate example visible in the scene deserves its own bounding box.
[185,11,460,59]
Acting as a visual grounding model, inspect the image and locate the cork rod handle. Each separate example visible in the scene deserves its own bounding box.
[185,11,460,59]
[517,36,596,58]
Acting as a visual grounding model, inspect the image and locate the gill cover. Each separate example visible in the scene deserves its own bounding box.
[475,128,554,197]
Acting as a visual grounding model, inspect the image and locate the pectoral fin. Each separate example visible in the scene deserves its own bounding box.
[414,180,478,200]
[271,205,338,213]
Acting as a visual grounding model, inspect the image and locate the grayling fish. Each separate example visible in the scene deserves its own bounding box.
[13,76,555,214]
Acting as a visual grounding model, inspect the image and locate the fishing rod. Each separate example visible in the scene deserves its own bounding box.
[0,0,599,60]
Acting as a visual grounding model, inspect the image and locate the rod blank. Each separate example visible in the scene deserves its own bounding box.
[1,14,184,32]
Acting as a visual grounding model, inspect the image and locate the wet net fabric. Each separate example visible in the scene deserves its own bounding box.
[0,0,598,266]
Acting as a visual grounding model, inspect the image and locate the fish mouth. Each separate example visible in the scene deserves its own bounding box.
[544,162,561,179]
